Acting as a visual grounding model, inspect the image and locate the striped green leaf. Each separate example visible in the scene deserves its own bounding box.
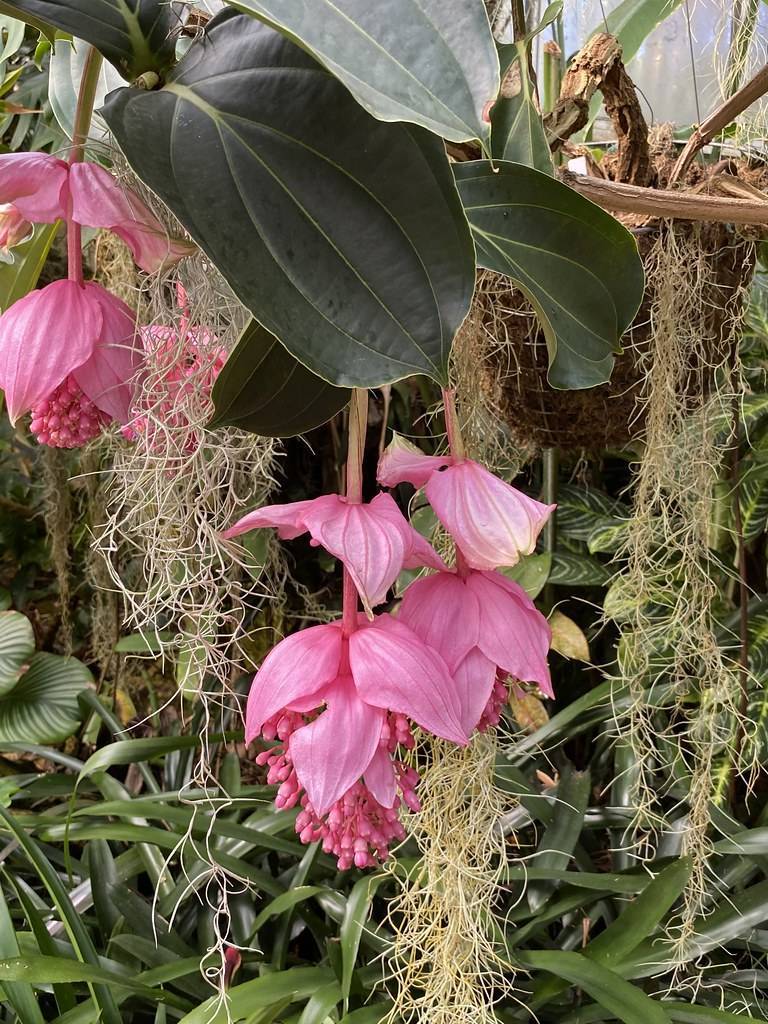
[0,652,90,744]
[0,611,35,695]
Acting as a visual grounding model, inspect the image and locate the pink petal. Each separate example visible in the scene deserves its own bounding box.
[398,571,479,671]
[0,204,32,252]
[0,153,69,221]
[425,460,555,570]
[245,623,342,742]
[222,496,336,541]
[364,744,398,809]
[465,571,553,696]
[349,615,467,745]
[0,280,101,422]
[303,492,413,614]
[452,648,496,734]
[377,433,453,489]
[290,678,384,816]
[69,162,193,273]
[402,523,447,572]
[73,283,141,423]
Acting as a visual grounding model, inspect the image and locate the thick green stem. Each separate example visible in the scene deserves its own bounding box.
[67,46,103,286]
[542,41,562,115]
[341,389,368,635]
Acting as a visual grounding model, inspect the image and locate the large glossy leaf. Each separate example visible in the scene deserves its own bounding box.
[225,0,498,145]
[0,651,91,743]
[179,966,336,1024]
[103,12,475,389]
[0,611,35,695]
[210,319,350,437]
[453,160,644,389]
[0,0,180,78]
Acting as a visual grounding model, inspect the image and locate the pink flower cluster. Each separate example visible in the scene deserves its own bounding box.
[0,153,193,446]
[225,433,555,869]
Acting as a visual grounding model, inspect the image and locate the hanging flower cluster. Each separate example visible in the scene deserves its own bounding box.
[226,409,555,869]
[0,153,193,448]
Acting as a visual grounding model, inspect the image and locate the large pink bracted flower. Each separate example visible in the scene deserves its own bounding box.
[248,614,468,868]
[0,153,193,273]
[0,279,142,447]
[378,434,555,571]
[399,569,553,734]
[224,491,445,615]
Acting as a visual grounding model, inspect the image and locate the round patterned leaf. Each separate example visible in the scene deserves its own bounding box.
[0,612,35,697]
[0,652,92,744]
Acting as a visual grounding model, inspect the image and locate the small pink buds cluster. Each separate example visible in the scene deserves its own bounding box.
[0,153,192,447]
[224,420,555,871]
[29,376,107,448]
[256,706,419,867]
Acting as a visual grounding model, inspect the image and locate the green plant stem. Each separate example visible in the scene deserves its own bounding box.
[341,389,368,635]
[542,41,562,115]
[67,45,103,286]
[543,447,558,555]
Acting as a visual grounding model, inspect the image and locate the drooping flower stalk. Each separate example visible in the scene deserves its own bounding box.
[66,45,102,287]
[342,388,368,636]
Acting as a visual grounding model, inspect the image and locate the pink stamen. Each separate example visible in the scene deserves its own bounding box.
[29,375,107,448]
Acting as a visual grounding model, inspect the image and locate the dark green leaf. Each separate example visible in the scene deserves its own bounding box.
[584,857,692,964]
[527,764,590,911]
[210,319,350,437]
[0,885,45,1024]
[103,12,475,389]
[224,0,498,145]
[516,950,670,1024]
[0,955,188,1007]
[0,0,180,78]
[492,43,553,173]
[453,159,644,389]
[341,874,388,1003]
[0,804,122,1024]
[180,966,336,1024]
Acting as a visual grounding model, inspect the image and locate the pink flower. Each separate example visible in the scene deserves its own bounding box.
[378,434,555,570]
[0,153,192,273]
[247,614,468,866]
[224,492,445,615]
[0,204,32,256]
[399,569,553,733]
[0,280,141,442]
[69,163,194,273]
[0,153,69,222]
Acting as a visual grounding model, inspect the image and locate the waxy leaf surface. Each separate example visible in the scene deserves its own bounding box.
[103,12,475,388]
[227,0,499,145]
[454,160,644,389]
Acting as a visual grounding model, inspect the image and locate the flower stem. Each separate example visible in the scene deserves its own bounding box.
[66,45,103,286]
[441,386,471,576]
[442,387,465,461]
[341,388,369,635]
